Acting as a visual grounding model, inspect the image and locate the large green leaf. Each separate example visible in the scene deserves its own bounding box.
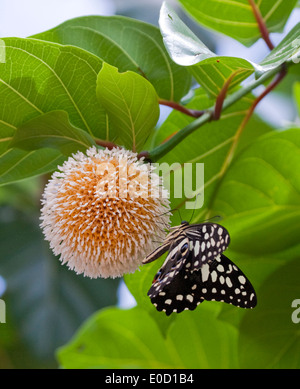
[159,2,255,97]
[257,22,300,77]
[0,38,105,185]
[239,258,300,368]
[57,306,238,368]
[211,128,300,255]
[0,38,104,138]
[0,148,65,187]
[32,15,191,102]
[10,111,96,155]
[178,0,298,47]
[294,82,300,116]
[96,63,160,152]
[0,213,119,361]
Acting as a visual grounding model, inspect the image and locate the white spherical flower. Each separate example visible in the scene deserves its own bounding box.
[40,147,170,278]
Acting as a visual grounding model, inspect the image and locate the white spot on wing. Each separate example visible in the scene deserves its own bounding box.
[201,263,210,282]
[194,241,200,256]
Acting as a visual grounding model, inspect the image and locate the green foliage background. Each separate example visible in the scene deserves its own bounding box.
[0,0,299,368]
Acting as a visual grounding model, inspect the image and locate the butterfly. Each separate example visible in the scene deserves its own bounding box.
[143,221,257,315]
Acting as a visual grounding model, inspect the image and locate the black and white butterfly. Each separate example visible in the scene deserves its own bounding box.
[143,221,257,316]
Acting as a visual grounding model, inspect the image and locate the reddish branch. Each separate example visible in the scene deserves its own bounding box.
[248,0,274,50]
[95,139,118,150]
[243,66,287,127]
[159,99,205,118]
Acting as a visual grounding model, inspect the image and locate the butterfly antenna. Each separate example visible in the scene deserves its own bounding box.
[203,215,222,223]
[188,193,201,223]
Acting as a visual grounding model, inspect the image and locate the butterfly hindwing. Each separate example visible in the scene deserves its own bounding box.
[149,268,203,315]
[150,252,257,315]
[195,253,257,309]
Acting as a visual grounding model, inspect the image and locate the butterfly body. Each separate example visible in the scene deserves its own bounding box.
[143,221,257,315]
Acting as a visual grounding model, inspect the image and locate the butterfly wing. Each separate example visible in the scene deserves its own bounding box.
[147,235,190,298]
[194,253,257,308]
[149,266,205,315]
[149,253,257,315]
[142,241,171,264]
[185,223,230,270]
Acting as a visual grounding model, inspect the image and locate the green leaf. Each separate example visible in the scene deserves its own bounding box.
[211,128,300,255]
[257,22,300,77]
[166,307,238,368]
[294,81,300,117]
[0,213,119,361]
[0,148,65,186]
[159,1,216,66]
[159,2,255,96]
[58,307,176,368]
[177,0,298,47]
[239,258,300,368]
[96,63,160,152]
[57,306,238,368]
[32,15,191,102]
[0,38,104,138]
[10,111,96,155]
[0,37,106,184]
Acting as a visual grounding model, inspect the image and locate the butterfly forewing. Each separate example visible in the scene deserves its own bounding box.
[150,237,190,297]
[184,223,230,270]
[143,241,171,264]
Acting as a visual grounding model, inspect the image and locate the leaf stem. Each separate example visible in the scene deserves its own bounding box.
[248,0,274,50]
[95,139,117,149]
[213,71,239,120]
[159,99,205,118]
[147,64,286,162]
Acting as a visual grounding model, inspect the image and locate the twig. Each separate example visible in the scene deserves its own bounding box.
[95,139,118,150]
[248,0,274,50]
[159,99,205,118]
[213,72,239,120]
